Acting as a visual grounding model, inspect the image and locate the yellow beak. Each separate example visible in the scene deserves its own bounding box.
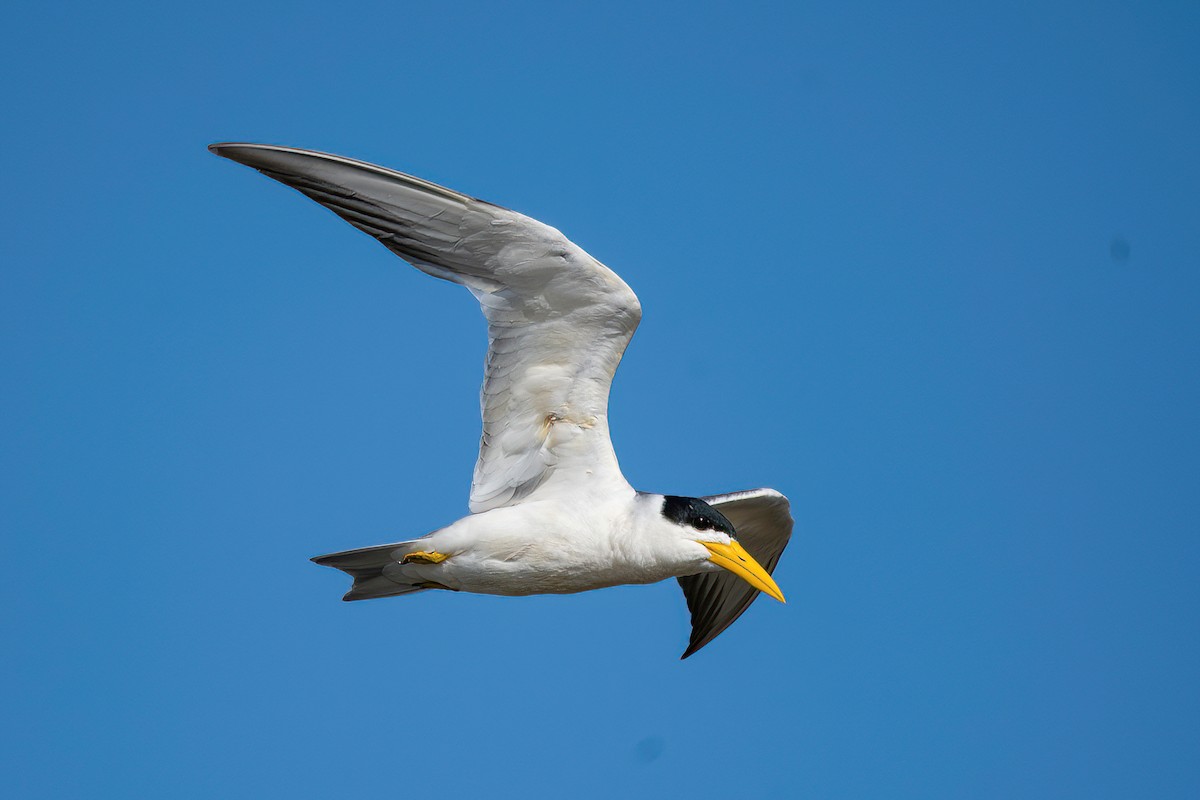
[701,540,786,603]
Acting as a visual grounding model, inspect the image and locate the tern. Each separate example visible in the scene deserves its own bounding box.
[210,143,793,658]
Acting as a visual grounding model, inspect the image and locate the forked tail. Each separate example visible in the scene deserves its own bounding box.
[311,541,426,601]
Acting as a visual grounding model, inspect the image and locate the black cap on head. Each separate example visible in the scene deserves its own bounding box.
[661,496,736,537]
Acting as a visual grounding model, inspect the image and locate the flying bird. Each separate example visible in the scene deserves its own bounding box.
[210,143,793,658]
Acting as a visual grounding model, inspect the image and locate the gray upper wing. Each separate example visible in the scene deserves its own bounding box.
[677,488,793,658]
[210,144,641,513]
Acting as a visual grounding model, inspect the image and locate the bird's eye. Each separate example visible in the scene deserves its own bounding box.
[694,516,710,530]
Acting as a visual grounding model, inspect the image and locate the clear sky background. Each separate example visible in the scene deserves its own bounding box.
[2,1,1198,797]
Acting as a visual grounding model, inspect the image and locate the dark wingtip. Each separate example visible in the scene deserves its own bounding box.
[207,142,269,167]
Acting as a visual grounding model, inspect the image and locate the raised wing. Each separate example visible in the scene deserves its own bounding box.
[210,144,641,512]
[677,488,793,658]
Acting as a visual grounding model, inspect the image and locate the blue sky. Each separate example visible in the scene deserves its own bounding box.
[2,1,1198,797]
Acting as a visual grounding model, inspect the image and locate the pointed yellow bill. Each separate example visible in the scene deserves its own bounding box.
[701,540,786,603]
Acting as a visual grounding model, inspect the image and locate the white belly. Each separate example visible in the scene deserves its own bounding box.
[440,545,686,596]
[396,499,709,596]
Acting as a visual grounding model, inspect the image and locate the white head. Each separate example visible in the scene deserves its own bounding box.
[658,495,786,603]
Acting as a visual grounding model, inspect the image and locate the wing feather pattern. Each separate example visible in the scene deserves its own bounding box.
[210,144,641,512]
[678,488,793,658]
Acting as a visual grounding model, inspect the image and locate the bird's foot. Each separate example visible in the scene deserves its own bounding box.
[415,581,458,591]
[402,550,450,565]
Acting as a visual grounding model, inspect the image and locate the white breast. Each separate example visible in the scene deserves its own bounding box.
[399,493,708,596]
